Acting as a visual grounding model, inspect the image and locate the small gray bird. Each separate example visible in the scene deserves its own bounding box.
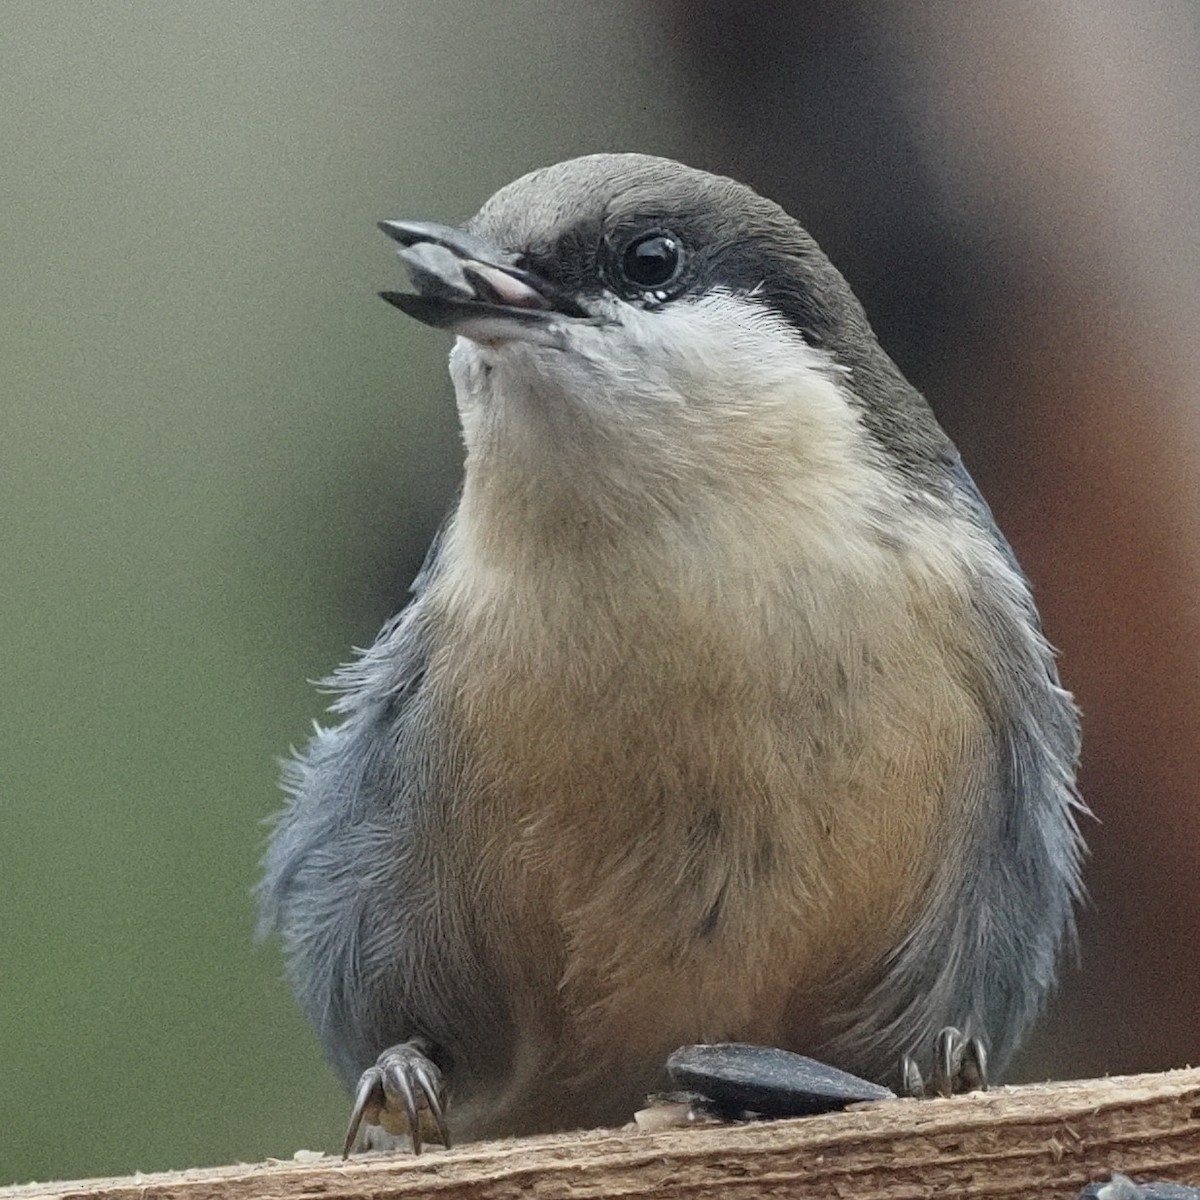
[259,153,1084,1153]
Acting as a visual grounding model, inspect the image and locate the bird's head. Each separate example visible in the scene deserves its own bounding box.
[381,154,951,544]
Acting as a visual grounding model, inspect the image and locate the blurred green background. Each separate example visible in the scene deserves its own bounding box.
[7,1,1200,1187]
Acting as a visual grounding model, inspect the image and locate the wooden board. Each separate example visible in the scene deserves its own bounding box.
[7,1069,1200,1200]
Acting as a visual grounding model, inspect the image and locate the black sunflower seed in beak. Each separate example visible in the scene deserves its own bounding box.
[378,220,590,343]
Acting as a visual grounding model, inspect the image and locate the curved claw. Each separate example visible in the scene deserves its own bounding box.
[932,1025,963,1098]
[902,1027,989,1100]
[342,1039,450,1157]
[381,1056,422,1153]
[413,1058,452,1149]
[959,1035,988,1093]
[343,1066,385,1158]
[899,1053,925,1099]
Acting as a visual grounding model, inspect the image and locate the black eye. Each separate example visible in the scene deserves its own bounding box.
[620,234,683,292]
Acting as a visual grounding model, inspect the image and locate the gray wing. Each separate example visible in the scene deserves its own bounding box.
[258,529,502,1088]
[828,454,1087,1080]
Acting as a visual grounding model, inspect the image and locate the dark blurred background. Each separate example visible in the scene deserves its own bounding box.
[5,0,1200,1185]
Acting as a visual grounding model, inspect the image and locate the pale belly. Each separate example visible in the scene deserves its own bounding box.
[425,534,993,1137]
[442,683,984,1139]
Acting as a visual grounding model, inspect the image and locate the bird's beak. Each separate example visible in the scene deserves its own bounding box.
[378,220,590,346]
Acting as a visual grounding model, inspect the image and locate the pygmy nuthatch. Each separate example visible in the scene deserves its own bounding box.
[260,154,1085,1152]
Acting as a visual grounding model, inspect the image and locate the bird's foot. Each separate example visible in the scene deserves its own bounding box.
[899,1026,987,1098]
[343,1037,450,1156]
